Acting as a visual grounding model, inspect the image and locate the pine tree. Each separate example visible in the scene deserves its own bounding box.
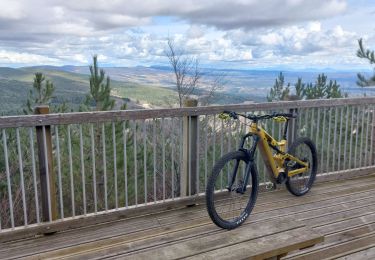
[267,73,346,101]
[356,38,375,87]
[267,72,290,101]
[326,79,345,98]
[24,73,55,114]
[305,74,327,99]
[84,55,115,111]
[294,78,305,99]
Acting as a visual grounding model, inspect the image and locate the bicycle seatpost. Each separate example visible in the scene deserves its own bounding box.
[283,119,289,140]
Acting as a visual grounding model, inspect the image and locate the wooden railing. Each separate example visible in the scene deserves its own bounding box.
[1,97,375,235]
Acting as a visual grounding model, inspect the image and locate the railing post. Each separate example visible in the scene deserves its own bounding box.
[181,99,198,197]
[288,108,298,146]
[35,106,58,221]
[372,109,375,165]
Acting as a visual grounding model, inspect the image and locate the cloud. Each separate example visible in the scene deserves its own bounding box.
[0,1,25,20]
[169,0,347,31]
[0,1,349,57]
[0,50,60,66]
[228,22,356,57]
[0,19,363,69]
[0,0,347,42]
[187,25,205,39]
[221,21,365,69]
[0,0,372,70]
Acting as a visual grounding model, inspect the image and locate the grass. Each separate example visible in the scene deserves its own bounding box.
[112,83,178,107]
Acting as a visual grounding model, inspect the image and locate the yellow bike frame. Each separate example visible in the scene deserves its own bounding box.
[248,121,309,180]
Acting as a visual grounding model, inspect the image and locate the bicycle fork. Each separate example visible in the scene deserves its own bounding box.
[227,134,259,194]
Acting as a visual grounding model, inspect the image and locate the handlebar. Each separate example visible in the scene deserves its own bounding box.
[222,110,297,121]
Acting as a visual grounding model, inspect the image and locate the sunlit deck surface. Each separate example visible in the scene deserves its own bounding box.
[1,174,375,259]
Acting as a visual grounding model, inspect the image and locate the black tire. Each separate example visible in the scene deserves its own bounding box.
[286,137,317,196]
[206,150,259,229]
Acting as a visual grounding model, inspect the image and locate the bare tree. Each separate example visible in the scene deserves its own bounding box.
[165,38,201,107]
[199,72,227,106]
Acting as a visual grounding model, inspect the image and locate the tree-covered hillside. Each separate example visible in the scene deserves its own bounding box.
[0,67,178,115]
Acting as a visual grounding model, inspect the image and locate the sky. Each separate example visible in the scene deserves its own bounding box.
[0,0,374,70]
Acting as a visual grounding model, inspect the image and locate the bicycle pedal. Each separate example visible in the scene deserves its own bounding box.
[276,172,287,184]
[265,182,276,190]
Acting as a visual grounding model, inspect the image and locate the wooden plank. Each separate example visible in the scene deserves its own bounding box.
[24,222,216,259]
[1,97,375,128]
[130,184,375,239]
[0,175,374,252]
[286,220,375,258]
[0,182,367,258]
[154,173,375,224]
[158,183,375,226]
[302,204,375,227]
[288,232,375,260]
[337,246,375,260]
[3,219,214,259]
[250,194,375,224]
[314,212,375,235]
[2,182,372,259]
[157,174,375,222]
[2,174,373,250]
[0,196,199,243]
[216,173,375,207]
[292,196,375,219]
[315,166,375,183]
[316,222,375,249]
[255,183,375,213]
[2,172,371,244]
[108,218,307,260]
[4,219,303,260]
[0,154,373,260]
[0,217,161,257]
[10,177,367,258]
[157,186,375,229]
[0,175,374,258]
[9,177,375,252]
[185,227,323,260]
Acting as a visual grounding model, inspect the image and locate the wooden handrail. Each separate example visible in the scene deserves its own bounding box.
[0,97,375,128]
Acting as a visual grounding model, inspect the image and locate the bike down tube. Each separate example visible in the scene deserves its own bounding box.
[250,122,280,183]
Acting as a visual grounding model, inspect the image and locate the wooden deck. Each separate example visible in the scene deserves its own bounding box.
[1,174,375,259]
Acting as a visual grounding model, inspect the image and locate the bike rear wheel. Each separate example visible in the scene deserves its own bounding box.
[206,150,258,229]
[286,137,317,196]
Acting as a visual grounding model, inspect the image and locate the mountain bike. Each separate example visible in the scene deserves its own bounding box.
[206,110,317,229]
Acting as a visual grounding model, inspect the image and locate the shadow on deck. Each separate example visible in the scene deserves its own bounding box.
[1,174,375,259]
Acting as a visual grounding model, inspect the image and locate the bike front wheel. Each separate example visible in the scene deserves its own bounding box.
[286,137,318,196]
[206,150,259,229]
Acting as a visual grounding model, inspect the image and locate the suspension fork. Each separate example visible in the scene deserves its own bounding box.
[228,134,259,193]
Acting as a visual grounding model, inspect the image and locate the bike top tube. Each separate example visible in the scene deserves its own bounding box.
[222,110,297,122]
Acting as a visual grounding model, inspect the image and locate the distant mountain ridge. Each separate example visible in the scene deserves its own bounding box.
[0,65,373,115]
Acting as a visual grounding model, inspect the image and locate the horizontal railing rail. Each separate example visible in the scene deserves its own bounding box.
[0,97,375,237]
[1,97,375,128]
